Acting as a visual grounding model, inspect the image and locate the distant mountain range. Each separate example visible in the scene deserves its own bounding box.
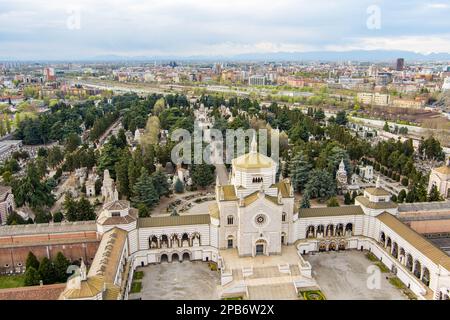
[3,50,450,63]
[89,50,450,63]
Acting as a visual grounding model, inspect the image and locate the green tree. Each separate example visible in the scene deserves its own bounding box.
[64,133,81,153]
[191,164,215,188]
[300,193,311,209]
[63,194,95,221]
[428,185,443,202]
[34,209,52,224]
[131,168,159,209]
[24,267,41,286]
[335,111,348,126]
[38,257,57,285]
[398,189,407,203]
[289,151,312,192]
[47,146,64,168]
[76,197,96,221]
[6,211,27,225]
[53,252,71,283]
[152,170,170,197]
[174,178,185,194]
[327,197,340,207]
[344,192,352,205]
[313,108,325,121]
[12,162,55,209]
[26,252,40,270]
[63,193,77,221]
[304,169,337,201]
[115,150,131,198]
[53,211,64,223]
[137,203,150,218]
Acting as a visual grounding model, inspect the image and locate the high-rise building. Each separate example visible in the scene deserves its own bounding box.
[248,75,266,86]
[43,67,56,81]
[396,58,405,71]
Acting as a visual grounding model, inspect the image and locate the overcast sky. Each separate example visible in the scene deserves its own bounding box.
[1,0,450,59]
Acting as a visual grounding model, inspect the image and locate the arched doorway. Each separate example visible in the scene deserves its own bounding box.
[182,252,191,262]
[161,235,169,248]
[160,254,169,263]
[345,223,353,236]
[380,232,386,245]
[255,239,267,256]
[328,241,337,251]
[413,260,422,279]
[306,226,315,238]
[399,247,405,264]
[392,242,398,259]
[326,224,334,237]
[172,253,180,263]
[316,225,325,238]
[406,254,413,271]
[335,224,344,237]
[149,236,158,248]
[281,232,287,245]
[422,267,430,286]
[386,237,392,250]
[192,233,201,246]
[319,242,327,252]
[171,234,180,248]
[181,233,190,247]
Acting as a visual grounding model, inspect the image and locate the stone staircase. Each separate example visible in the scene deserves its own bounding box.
[221,264,304,300]
[247,283,298,300]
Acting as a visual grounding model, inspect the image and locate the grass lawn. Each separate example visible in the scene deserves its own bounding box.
[130,282,142,293]
[222,296,243,300]
[388,276,405,289]
[0,274,26,289]
[375,261,390,273]
[299,290,326,300]
[133,271,144,280]
[365,252,378,262]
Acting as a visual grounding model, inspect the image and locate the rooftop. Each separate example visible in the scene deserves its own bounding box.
[139,214,210,228]
[434,165,450,176]
[355,196,398,210]
[232,152,275,170]
[0,284,66,300]
[0,221,97,237]
[299,205,364,218]
[0,185,12,202]
[220,185,237,201]
[377,212,450,270]
[365,187,391,197]
[398,201,450,213]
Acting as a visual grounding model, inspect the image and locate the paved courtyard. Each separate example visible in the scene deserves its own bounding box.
[305,251,407,300]
[129,261,220,300]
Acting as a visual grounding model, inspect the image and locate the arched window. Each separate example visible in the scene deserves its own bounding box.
[227,215,234,225]
[282,212,287,222]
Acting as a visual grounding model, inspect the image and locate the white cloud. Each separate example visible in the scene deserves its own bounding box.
[427,3,450,9]
[0,0,450,58]
[326,34,450,54]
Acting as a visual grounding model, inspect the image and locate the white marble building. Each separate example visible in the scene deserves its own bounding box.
[61,137,450,300]
[428,162,450,199]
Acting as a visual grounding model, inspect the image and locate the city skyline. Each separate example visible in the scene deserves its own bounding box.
[1,0,450,60]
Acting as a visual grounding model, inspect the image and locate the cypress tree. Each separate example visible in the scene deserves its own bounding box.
[289,151,312,192]
[132,168,159,209]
